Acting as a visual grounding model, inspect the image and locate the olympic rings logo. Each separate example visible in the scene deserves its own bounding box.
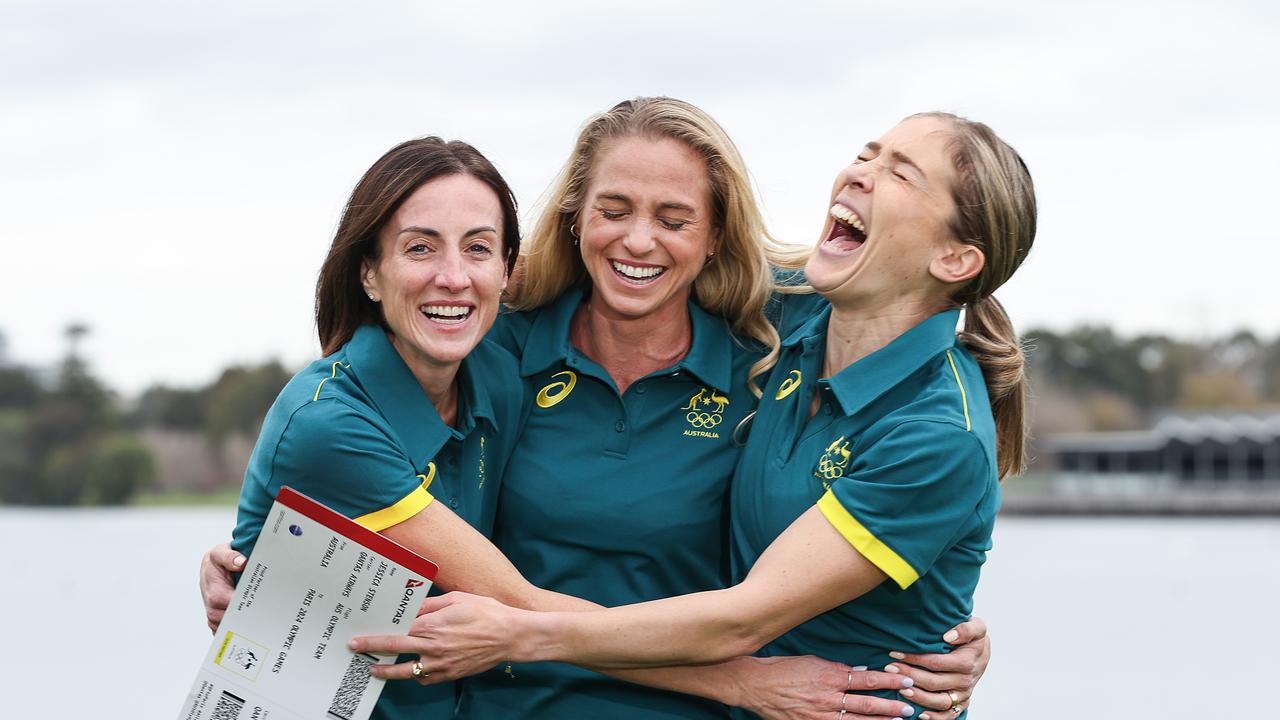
[816,457,846,480]
[686,411,723,428]
[536,371,577,409]
[775,370,802,400]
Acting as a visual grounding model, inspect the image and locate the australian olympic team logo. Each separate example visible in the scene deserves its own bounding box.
[682,387,729,439]
[814,436,851,490]
[536,371,577,409]
[775,370,802,400]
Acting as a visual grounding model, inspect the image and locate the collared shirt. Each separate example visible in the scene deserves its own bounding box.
[231,324,524,720]
[730,307,999,720]
[460,287,760,720]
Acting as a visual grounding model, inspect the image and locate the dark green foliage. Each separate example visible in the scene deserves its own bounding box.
[0,325,159,506]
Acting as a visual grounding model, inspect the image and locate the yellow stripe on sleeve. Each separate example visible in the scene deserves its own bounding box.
[817,489,920,589]
[313,361,350,402]
[945,351,971,432]
[353,463,437,532]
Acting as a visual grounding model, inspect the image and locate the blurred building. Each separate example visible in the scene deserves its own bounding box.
[1046,413,1280,483]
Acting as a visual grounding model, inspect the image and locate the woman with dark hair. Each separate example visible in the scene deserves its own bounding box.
[226,136,531,719]
[352,111,1035,720]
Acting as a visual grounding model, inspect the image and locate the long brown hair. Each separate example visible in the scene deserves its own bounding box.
[508,97,800,395]
[315,137,520,355]
[918,112,1037,479]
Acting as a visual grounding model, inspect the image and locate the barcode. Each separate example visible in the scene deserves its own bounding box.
[211,690,245,720]
[328,652,378,720]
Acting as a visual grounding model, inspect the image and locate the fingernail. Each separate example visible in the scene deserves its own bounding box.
[920,714,931,720]
[901,706,915,717]
[885,664,900,673]
[852,665,868,672]
[348,639,359,651]
[901,677,914,688]
[901,688,915,698]
[889,651,906,659]
[233,555,246,567]
[943,630,959,643]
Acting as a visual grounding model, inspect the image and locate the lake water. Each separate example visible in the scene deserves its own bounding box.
[2,508,1276,719]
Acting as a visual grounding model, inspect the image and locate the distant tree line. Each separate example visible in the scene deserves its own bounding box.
[4,323,1279,503]
[1024,326,1280,436]
[0,326,289,506]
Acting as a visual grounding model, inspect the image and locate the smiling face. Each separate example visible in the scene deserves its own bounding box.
[361,173,507,375]
[806,116,977,310]
[577,135,718,322]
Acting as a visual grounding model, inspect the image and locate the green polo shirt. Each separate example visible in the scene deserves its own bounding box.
[459,287,760,720]
[730,307,999,720]
[231,324,525,720]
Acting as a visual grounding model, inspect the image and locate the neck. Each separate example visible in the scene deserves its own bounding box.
[822,296,948,378]
[391,335,461,428]
[571,291,693,394]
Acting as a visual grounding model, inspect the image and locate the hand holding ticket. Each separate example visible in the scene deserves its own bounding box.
[179,487,438,720]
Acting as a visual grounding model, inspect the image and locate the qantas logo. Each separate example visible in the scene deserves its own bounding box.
[392,579,425,624]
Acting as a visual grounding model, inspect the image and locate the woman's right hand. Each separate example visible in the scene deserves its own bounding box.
[199,541,244,633]
[730,655,916,720]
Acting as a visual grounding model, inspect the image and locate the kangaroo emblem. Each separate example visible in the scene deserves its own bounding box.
[682,387,730,413]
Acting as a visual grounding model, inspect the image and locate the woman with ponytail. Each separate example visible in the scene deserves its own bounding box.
[373,112,1034,720]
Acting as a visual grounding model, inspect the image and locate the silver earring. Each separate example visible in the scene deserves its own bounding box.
[569,223,580,246]
[367,293,376,301]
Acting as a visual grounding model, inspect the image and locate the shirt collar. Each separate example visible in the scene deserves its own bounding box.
[518,285,733,392]
[345,325,484,467]
[792,308,962,419]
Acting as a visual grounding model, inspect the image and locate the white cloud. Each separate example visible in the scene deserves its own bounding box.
[2,0,1276,393]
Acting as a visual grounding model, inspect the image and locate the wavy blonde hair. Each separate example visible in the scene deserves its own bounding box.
[510,97,801,394]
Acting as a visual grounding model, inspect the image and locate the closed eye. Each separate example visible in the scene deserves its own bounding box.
[599,208,627,220]
[658,218,687,231]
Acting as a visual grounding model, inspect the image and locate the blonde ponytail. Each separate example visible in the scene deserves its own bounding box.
[913,111,1036,479]
[959,295,1027,478]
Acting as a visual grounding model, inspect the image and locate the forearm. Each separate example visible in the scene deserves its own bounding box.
[507,507,887,669]
[382,501,590,613]
[514,585,773,668]
[594,660,748,708]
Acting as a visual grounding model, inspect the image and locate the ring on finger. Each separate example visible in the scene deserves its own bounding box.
[411,661,429,679]
[841,693,847,712]
[948,690,963,715]
[846,666,854,692]
[838,710,846,720]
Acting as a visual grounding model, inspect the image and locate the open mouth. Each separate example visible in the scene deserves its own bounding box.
[610,259,667,286]
[823,203,868,254]
[420,303,474,325]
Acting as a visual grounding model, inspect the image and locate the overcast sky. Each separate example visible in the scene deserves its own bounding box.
[3,0,1277,394]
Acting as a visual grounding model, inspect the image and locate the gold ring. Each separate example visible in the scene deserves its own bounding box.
[846,667,854,692]
[841,692,848,711]
[411,661,429,679]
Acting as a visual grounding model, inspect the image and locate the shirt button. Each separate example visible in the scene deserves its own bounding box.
[615,419,626,433]
[449,498,459,509]
[823,403,833,415]
[635,383,647,394]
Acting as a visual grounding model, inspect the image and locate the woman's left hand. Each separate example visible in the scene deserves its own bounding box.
[348,591,526,685]
[882,616,990,717]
